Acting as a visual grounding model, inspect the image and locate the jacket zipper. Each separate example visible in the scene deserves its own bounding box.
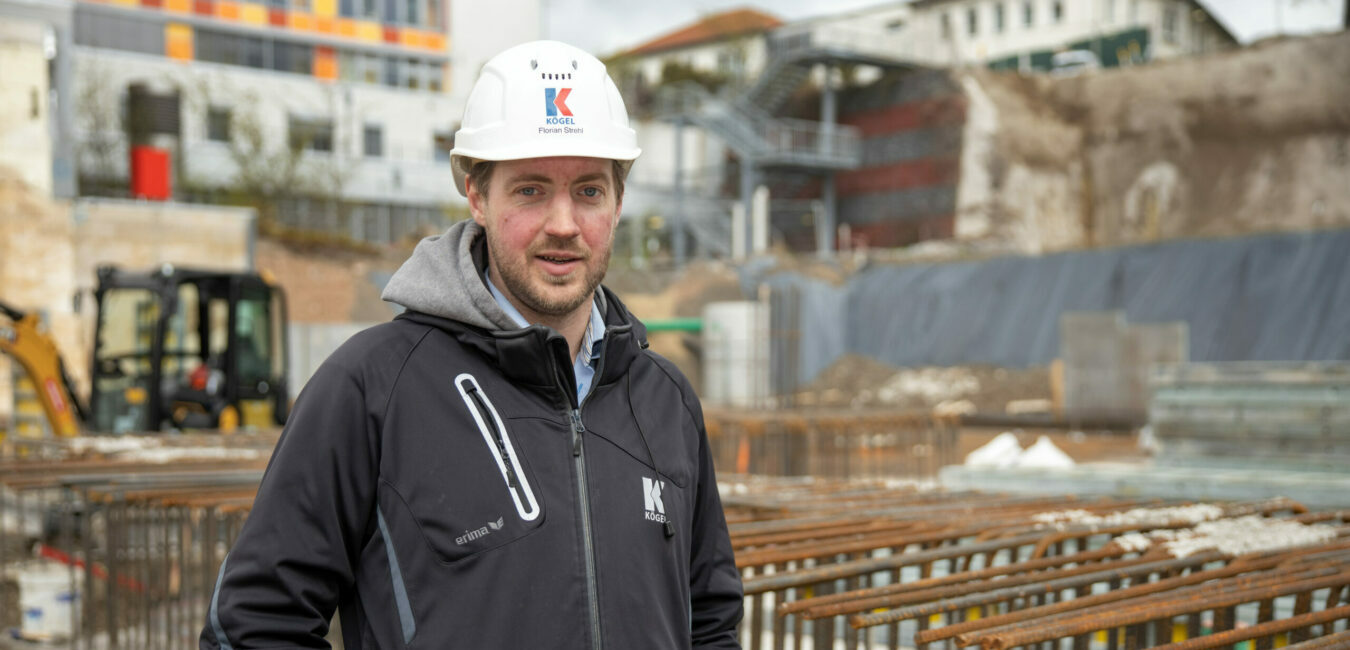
[454,373,541,521]
[559,337,607,650]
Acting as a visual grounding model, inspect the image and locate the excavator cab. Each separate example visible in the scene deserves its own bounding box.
[90,265,289,434]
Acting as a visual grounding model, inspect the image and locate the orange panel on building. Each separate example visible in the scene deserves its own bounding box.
[216,1,239,20]
[288,12,314,30]
[315,16,335,33]
[239,2,267,24]
[165,22,193,61]
[336,18,358,37]
[314,46,337,80]
[165,0,190,11]
[356,21,381,41]
[399,29,420,48]
[425,33,447,51]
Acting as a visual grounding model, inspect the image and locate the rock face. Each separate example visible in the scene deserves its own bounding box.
[955,31,1350,253]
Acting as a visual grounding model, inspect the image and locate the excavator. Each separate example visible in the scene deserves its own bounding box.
[1,265,290,437]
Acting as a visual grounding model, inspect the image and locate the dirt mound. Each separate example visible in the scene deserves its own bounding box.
[798,355,1051,412]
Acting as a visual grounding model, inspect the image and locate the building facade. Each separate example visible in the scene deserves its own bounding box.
[14,0,538,242]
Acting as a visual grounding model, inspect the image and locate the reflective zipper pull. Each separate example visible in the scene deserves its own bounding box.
[570,409,584,457]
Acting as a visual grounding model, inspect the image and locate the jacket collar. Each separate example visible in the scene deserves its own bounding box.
[397,285,649,401]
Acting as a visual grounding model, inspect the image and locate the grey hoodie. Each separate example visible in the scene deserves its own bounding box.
[381,219,606,331]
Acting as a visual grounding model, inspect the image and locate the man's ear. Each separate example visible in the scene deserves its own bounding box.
[466,175,487,226]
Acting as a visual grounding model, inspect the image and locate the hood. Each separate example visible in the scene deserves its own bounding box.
[382,219,611,333]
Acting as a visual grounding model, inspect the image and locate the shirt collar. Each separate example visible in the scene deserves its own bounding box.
[484,270,605,362]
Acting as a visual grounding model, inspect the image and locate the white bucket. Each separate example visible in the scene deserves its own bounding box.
[18,562,80,640]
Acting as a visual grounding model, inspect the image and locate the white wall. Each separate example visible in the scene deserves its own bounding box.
[0,18,52,195]
[904,0,1230,67]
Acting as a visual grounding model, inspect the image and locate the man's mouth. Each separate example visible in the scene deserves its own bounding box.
[536,253,584,275]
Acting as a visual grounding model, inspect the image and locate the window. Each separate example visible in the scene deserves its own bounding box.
[361,0,378,19]
[433,132,453,163]
[402,58,421,89]
[363,124,383,157]
[428,62,444,92]
[405,0,419,25]
[427,0,443,30]
[967,7,978,35]
[289,116,333,152]
[383,57,398,86]
[995,3,1005,32]
[364,53,380,84]
[383,0,397,23]
[1023,0,1034,26]
[273,40,313,74]
[339,50,360,81]
[73,11,164,56]
[1053,0,1063,22]
[1162,5,1178,43]
[339,0,354,17]
[207,106,231,142]
[940,12,951,38]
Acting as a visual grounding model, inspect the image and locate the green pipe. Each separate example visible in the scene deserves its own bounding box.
[643,317,702,333]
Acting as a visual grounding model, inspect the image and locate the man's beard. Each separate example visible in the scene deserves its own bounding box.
[488,234,611,317]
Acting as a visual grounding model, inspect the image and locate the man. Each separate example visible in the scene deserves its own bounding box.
[201,40,744,649]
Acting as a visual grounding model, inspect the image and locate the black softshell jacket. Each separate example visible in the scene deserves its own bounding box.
[201,287,743,648]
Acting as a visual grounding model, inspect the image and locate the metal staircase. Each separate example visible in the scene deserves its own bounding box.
[651,23,932,261]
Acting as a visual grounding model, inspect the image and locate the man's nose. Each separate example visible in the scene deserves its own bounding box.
[542,194,583,238]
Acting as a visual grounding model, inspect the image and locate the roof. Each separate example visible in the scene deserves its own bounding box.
[623,7,783,57]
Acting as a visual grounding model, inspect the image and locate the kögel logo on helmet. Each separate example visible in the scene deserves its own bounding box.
[544,88,573,118]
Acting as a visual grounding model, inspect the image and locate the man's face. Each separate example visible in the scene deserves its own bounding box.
[468,156,622,322]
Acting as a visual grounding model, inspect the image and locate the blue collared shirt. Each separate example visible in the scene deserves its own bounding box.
[485,271,605,404]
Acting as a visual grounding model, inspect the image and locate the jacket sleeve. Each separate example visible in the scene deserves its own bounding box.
[200,342,386,649]
[688,406,745,649]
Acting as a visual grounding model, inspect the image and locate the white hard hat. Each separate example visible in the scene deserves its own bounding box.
[450,40,642,197]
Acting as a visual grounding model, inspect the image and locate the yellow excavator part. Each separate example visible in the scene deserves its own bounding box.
[0,309,80,437]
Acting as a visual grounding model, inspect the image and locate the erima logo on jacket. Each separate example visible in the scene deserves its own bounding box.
[643,476,666,524]
[457,517,505,545]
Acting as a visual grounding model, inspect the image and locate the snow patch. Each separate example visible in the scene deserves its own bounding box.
[964,431,1022,468]
[1012,435,1075,469]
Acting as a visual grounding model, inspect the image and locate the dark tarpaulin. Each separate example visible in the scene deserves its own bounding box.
[748,229,1350,384]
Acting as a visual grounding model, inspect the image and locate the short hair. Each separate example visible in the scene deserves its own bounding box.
[470,159,626,203]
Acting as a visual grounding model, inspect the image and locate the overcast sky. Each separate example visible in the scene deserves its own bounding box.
[545,0,1346,57]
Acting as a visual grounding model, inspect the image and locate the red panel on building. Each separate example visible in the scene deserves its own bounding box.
[837,158,959,195]
[130,146,172,201]
[840,97,967,137]
[193,0,213,15]
[269,8,286,26]
[383,26,399,43]
[141,0,163,8]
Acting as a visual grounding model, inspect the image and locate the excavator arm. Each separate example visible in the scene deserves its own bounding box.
[0,301,83,437]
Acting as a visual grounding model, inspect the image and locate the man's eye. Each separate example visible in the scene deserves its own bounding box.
[519,187,537,196]
[581,187,600,198]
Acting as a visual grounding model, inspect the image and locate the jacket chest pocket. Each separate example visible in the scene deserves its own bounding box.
[382,374,548,565]
[455,373,541,523]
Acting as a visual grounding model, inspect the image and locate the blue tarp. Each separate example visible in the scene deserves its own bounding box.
[748,229,1350,384]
